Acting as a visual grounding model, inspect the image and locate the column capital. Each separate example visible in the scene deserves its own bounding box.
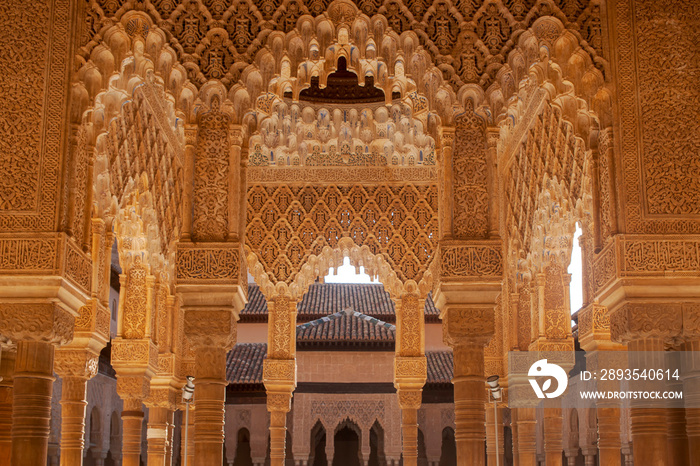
[397,389,423,410]
[54,348,99,380]
[263,359,296,386]
[442,307,495,347]
[145,386,180,410]
[578,304,620,351]
[610,302,683,344]
[0,303,73,345]
[394,356,427,387]
[184,309,237,351]
[117,375,151,403]
[267,391,293,414]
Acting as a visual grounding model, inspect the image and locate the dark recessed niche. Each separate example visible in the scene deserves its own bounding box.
[282,56,400,103]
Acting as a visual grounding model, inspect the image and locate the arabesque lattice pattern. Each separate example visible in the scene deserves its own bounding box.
[246,183,437,285]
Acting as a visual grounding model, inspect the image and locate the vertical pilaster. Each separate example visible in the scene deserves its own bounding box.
[146,406,175,466]
[121,396,146,466]
[628,338,669,465]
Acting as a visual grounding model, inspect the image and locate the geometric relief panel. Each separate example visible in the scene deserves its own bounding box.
[0,0,70,231]
[635,0,700,217]
[84,0,605,91]
[246,183,438,285]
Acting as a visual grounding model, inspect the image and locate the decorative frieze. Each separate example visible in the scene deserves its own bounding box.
[439,241,503,279]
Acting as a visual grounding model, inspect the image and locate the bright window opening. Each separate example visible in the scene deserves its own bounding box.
[568,225,584,326]
[324,257,381,284]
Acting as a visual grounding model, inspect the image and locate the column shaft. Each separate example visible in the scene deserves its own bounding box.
[515,407,537,466]
[11,341,55,466]
[453,343,486,465]
[194,346,227,466]
[596,405,622,466]
[401,406,418,466]
[0,349,15,465]
[147,406,171,466]
[59,377,89,466]
[122,400,145,466]
[269,409,287,466]
[628,338,669,466]
[667,407,689,466]
[543,401,563,466]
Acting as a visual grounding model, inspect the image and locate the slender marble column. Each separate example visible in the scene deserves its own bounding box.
[55,349,99,466]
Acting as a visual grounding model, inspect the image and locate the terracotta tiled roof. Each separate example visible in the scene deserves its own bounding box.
[426,351,454,385]
[296,309,396,348]
[225,344,454,386]
[226,343,266,384]
[239,285,268,321]
[240,283,440,322]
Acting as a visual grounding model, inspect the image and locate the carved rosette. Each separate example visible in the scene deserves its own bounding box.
[0,303,74,345]
[610,303,682,344]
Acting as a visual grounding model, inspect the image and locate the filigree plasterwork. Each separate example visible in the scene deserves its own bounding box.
[246,180,437,298]
[192,97,231,241]
[610,0,700,233]
[250,103,436,169]
[0,303,74,345]
[263,359,296,383]
[452,102,489,239]
[75,1,606,133]
[0,0,71,232]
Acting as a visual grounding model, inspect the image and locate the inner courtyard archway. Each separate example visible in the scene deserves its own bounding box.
[2,1,699,466]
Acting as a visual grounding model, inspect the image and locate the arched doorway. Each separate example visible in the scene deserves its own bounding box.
[417,429,428,466]
[233,428,253,466]
[368,421,386,466]
[439,428,456,466]
[310,421,327,466]
[332,420,362,466]
[85,407,102,466]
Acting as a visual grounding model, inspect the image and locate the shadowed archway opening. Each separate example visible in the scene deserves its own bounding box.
[368,421,386,466]
[439,427,456,466]
[233,427,253,466]
[310,420,328,466]
[332,419,362,466]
